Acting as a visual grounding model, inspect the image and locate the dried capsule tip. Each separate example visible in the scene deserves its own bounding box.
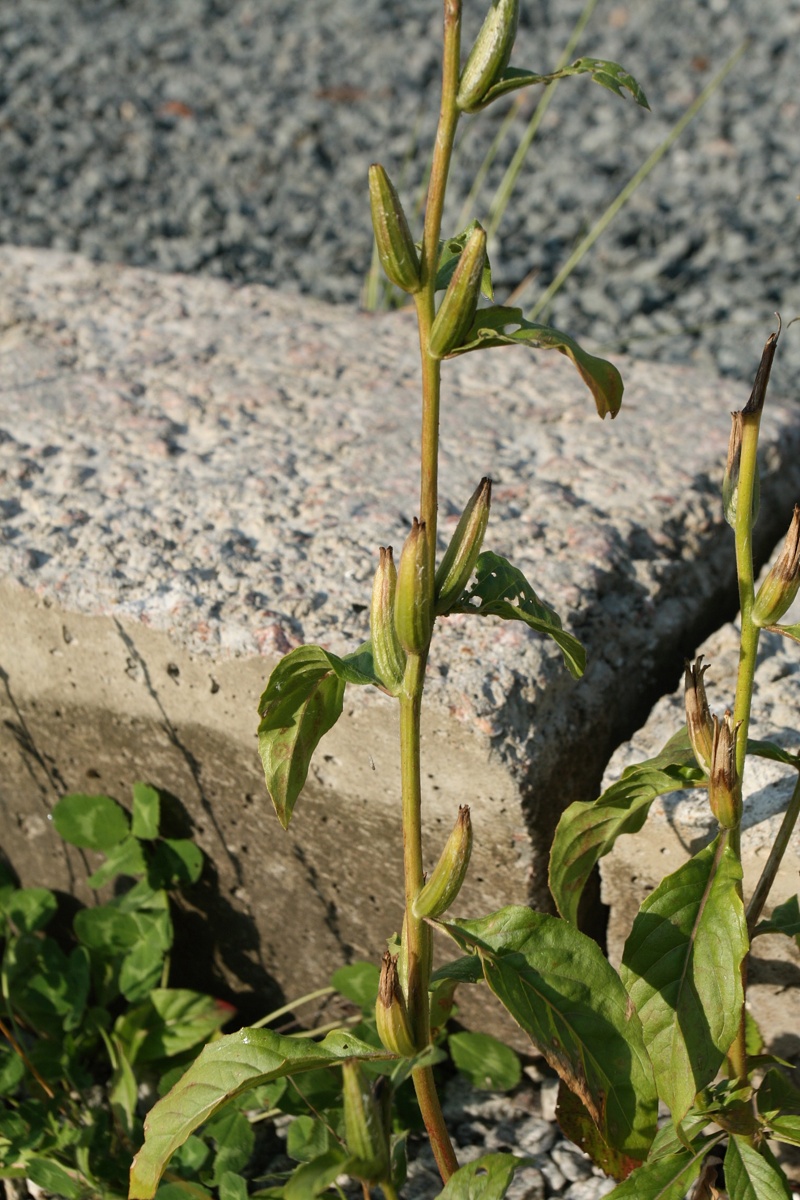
[743,320,780,417]
[370,545,407,694]
[435,477,492,615]
[752,505,800,627]
[375,951,417,1058]
[684,656,714,774]
[708,712,741,830]
[368,163,421,295]
[413,804,473,920]
[428,225,487,360]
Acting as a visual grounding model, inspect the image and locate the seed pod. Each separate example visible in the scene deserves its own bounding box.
[428,225,487,360]
[371,546,407,693]
[369,163,421,294]
[413,805,473,919]
[394,518,433,655]
[435,478,492,614]
[375,951,417,1058]
[342,1059,390,1184]
[457,0,520,113]
[684,657,713,774]
[752,505,800,626]
[708,712,741,830]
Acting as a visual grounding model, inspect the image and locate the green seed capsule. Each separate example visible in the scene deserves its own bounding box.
[428,225,486,360]
[413,805,473,920]
[457,0,520,113]
[753,505,800,626]
[342,1059,390,1184]
[369,163,421,294]
[394,518,433,656]
[435,478,492,614]
[371,546,407,694]
[375,952,417,1058]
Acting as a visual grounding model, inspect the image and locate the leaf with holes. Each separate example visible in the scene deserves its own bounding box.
[439,907,657,1160]
[620,832,748,1123]
[474,58,649,110]
[448,551,585,678]
[435,1153,532,1200]
[549,728,703,924]
[441,306,623,419]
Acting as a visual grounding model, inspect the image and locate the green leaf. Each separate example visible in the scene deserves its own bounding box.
[52,792,130,851]
[149,839,204,887]
[440,907,657,1159]
[620,832,748,1122]
[257,646,350,829]
[747,738,800,768]
[205,1106,255,1184]
[448,1032,521,1092]
[435,1153,531,1200]
[549,728,703,924]
[435,223,494,300]
[119,939,168,1004]
[767,621,800,646]
[132,783,161,839]
[331,961,380,1010]
[754,894,800,939]
[284,1148,349,1200]
[1,887,57,934]
[87,834,148,888]
[129,1028,389,1198]
[602,1142,715,1200]
[449,551,585,678]
[286,1115,335,1163]
[27,1158,83,1199]
[555,1082,641,1181]
[137,989,232,1062]
[441,305,623,420]
[757,1068,800,1145]
[219,1173,249,1200]
[0,1044,26,1096]
[431,955,485,986]
[476,58,650,110]
[156,1186,213,1200]
[4,935,90,1037]
[725,1135,792,1200]
[74,905,141,954]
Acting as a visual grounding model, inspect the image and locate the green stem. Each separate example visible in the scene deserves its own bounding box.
[380,1181,401,1200]
[396,2,463,1183]
[727,409,762,1088]
[746,772,800,935]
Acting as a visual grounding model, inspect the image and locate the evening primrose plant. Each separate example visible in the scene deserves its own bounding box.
[129,4,800,1199]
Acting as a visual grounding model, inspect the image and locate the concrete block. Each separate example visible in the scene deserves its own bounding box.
[600,599,800,1057]
[2,244,799,1013]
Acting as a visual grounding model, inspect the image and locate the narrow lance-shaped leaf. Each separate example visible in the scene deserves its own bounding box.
[620,832,748,1123]
[473,58,650,111]
[724,1136,792,1200]
[129,1027,390,1199]
[439,907,657,1160]
[442,305,623,419]
[549,727,703,924]
[448,551,585,678]
[258,643,383,828]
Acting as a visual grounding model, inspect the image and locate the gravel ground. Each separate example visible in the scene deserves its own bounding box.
[1,0,799,386]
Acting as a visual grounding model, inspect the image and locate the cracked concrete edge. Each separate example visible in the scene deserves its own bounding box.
[600,587,800,1055]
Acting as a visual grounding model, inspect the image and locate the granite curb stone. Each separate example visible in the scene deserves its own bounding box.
[1,244,799,1008]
